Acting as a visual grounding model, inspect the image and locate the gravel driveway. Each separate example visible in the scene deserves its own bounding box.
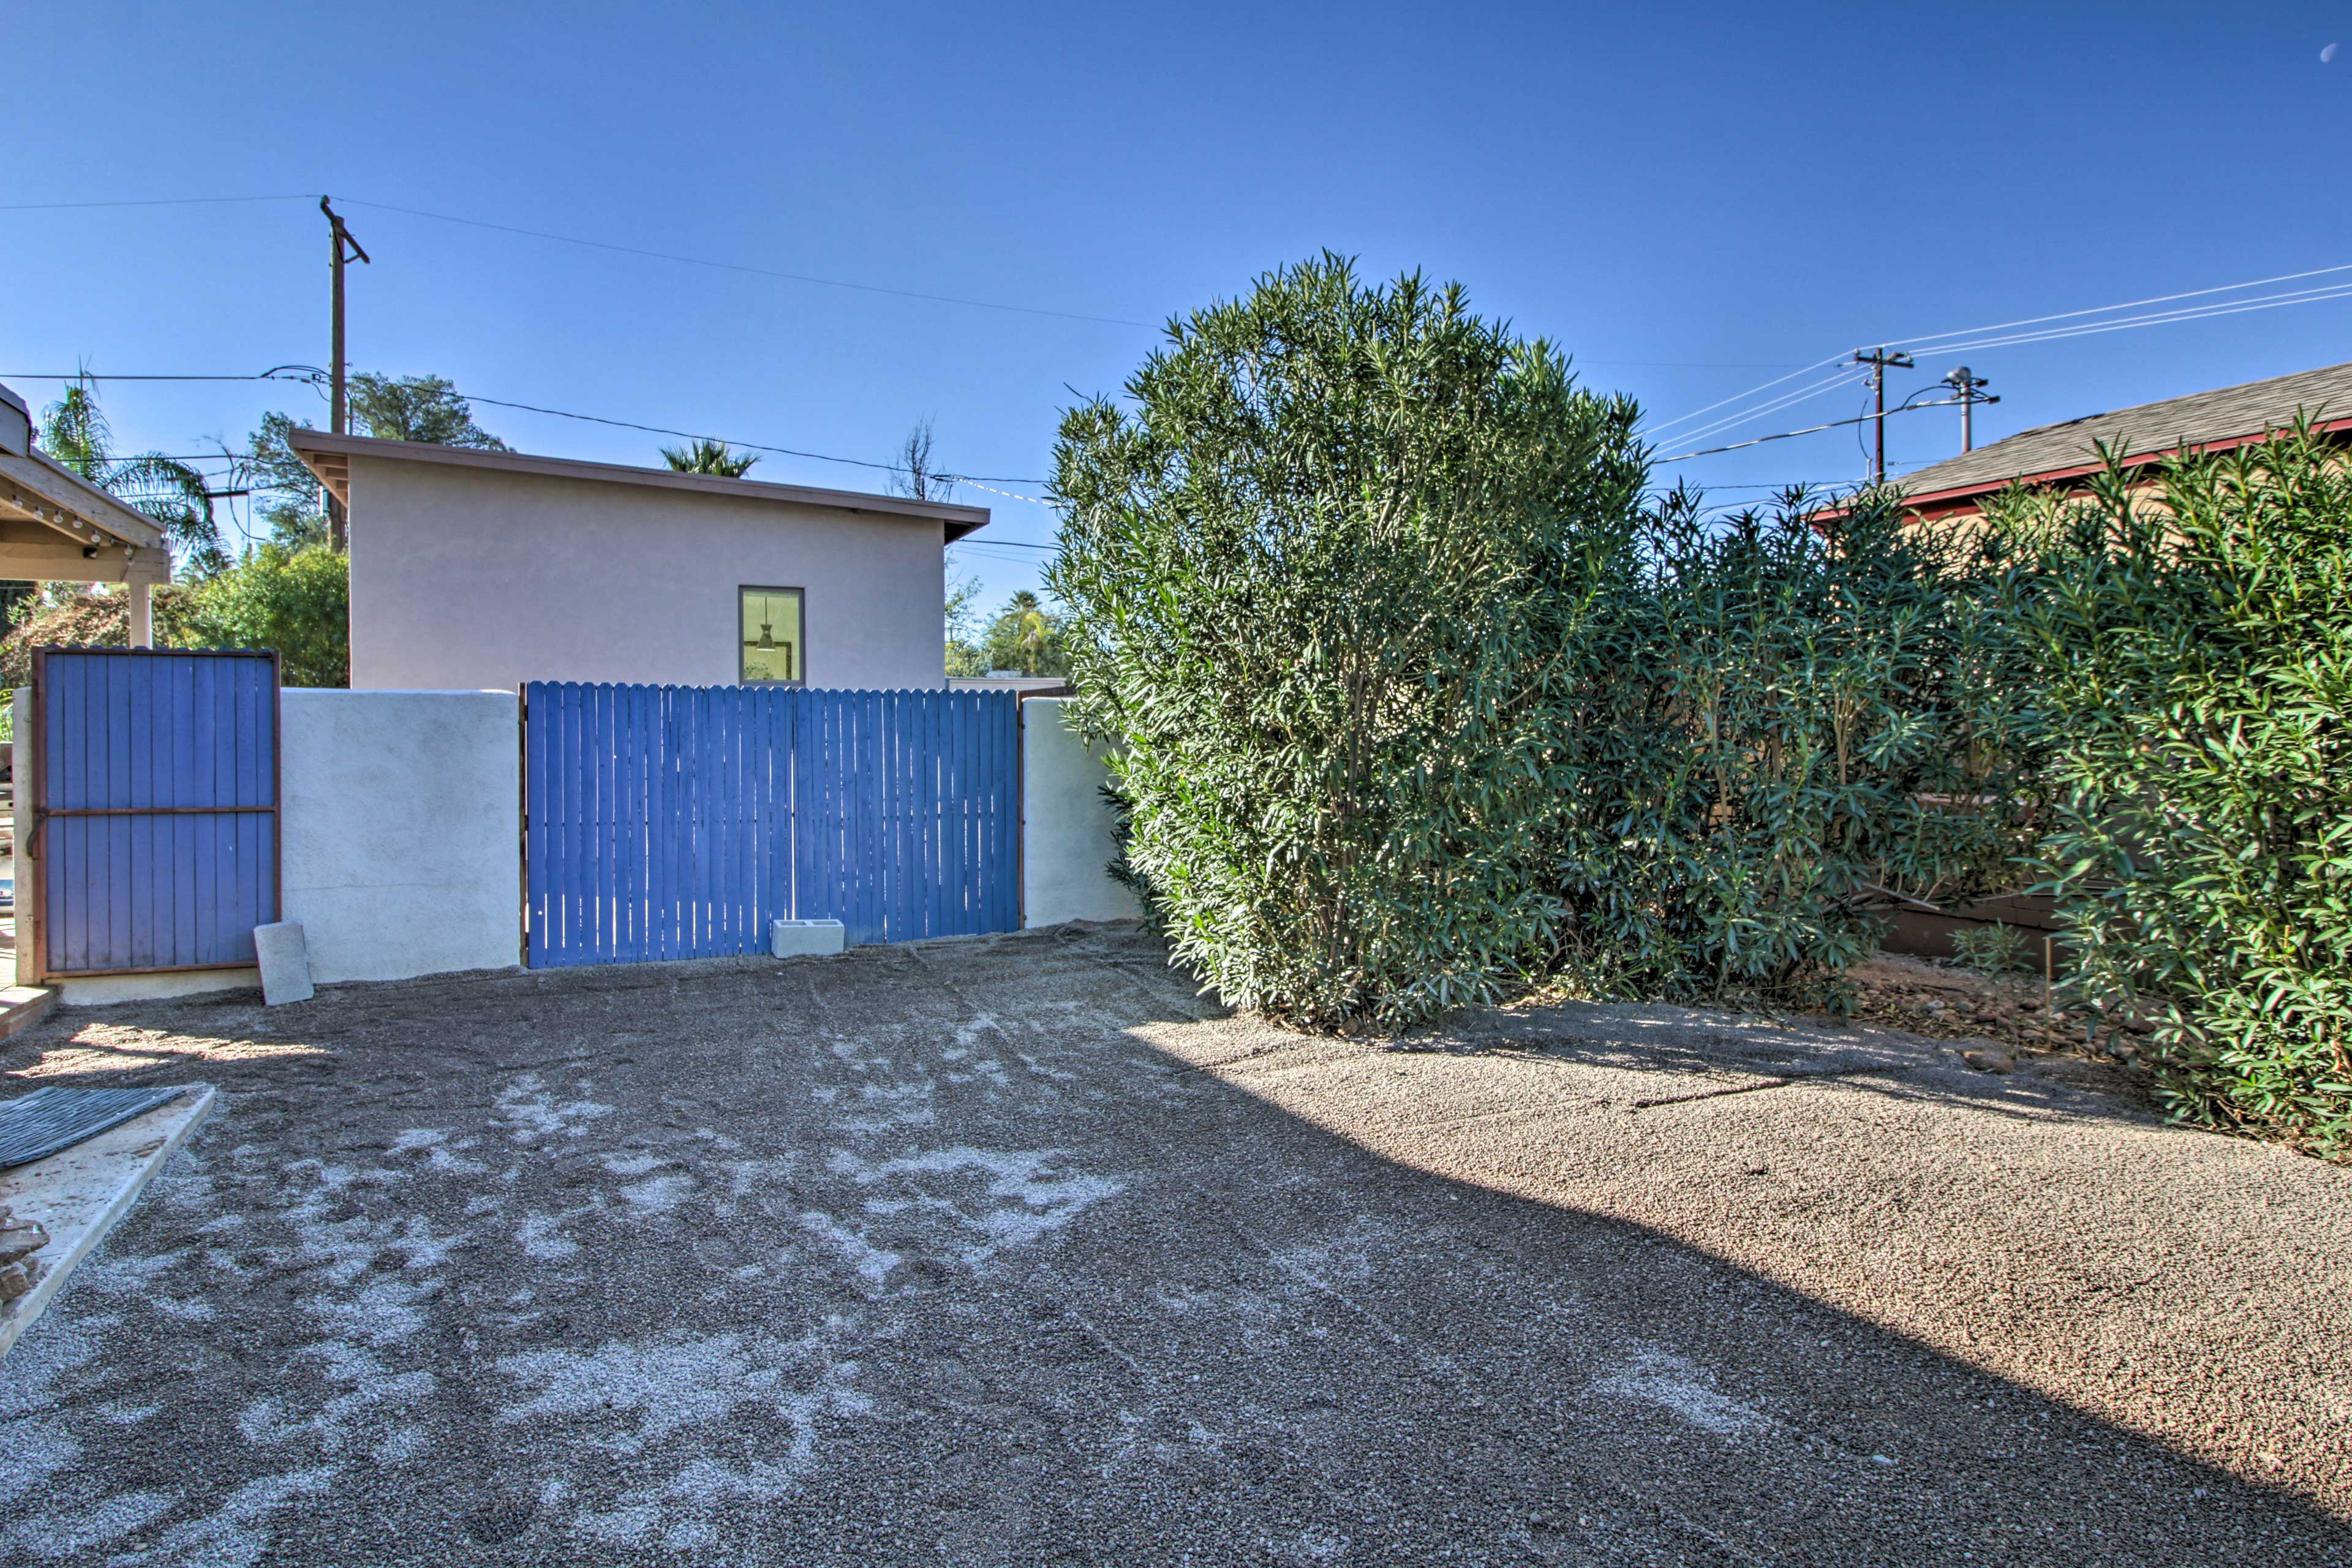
[2,922,2346,1566]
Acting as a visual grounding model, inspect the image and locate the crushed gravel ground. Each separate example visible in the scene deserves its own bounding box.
[1,921,2346,1566]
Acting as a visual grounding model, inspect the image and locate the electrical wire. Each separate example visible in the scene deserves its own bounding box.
[1643,258,2352,445]
[1905,281,2352,358]
[336,198,1154,329]
[1642,353,1852,435]
[1659,367,1871,448]
[1887,260,2352,355]
[454,393,1052,486]
[0,194,320,211]
[0,369,1054,490]
[1,190,1152,328]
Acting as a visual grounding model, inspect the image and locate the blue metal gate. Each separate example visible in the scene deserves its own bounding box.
[523,685,1020,968]
[29,648,281,979]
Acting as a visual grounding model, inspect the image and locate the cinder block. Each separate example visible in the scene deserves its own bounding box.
[771,919,847,959]
[252,922,315,1006]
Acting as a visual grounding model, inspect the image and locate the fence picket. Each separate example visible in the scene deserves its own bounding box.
[521,683,1018,966]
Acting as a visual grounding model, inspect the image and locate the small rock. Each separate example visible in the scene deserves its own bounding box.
[0,1215,47,1270]
[0,1260,34,1302]
[1961,1049,2015,1074]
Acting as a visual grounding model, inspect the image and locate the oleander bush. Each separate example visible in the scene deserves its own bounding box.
[1052,260,2352,1163]
[1551,486,2034,1003]
[1049,257,1647,1028]
[1986,428,2352,1158]
[1049,257,2029,1028]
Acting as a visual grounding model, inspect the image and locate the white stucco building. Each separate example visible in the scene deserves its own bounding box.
[288,430,989,692]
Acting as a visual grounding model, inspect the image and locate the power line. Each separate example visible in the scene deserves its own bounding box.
[1908,281,2352,358]
[1661,367,1869,448]
[1888,260,2352,355]
[457,394,1051,486]
[338,197,1155,329]
[1656,394,1973,464]
[0,369,1052,489]
[1649,284,2352,459]
[1578,359,1811,369]
[1643,354,1850,436]
[0,194,320,211]
[1,189,1152,328]
[0,372,318,382]
[1644,258,2352,444]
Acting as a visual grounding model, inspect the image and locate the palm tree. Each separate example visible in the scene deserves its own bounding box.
[659,437,760,477]
[40,379,229,576]
[981,590,1068,677]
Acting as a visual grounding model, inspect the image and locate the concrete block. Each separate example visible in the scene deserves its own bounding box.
[771,919,846,959]
[253,922,315,1006]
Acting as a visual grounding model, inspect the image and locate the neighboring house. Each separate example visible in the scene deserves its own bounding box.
[288,430,989,691]
[1892,359,2352,525]
[0,381,174,641]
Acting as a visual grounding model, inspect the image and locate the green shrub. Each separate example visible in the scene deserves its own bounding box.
[0,545,348,690]
[1553,489,2033,1002]
[1989,428,2352,1156]
[0,587,198,685]
[1951,922,2032,975]
[1049,257,1646,1028]
[183,545,349,688]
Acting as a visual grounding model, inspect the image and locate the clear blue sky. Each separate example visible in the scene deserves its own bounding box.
[7,1,2350,609]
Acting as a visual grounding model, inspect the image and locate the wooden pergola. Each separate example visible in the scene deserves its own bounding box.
[0,384,173,643]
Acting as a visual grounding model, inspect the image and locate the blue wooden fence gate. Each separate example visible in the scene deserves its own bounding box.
[30,648,281,979]
[523,685,1020,968]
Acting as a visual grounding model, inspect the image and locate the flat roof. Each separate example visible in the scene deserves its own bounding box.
[287,428,993,541]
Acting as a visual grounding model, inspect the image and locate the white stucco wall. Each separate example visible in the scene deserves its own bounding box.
[347,458,948,692]
[279,690,521,984]
[37,690,521,1003]
[1021,699,1142,928]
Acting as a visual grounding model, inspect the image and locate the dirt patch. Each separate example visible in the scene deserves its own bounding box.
[1840,952,2130,1052]
[1,924,2345,1565]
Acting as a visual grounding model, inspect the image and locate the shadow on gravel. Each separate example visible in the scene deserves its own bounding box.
[1398,994,2169,1129]
[0,924,2342,1566]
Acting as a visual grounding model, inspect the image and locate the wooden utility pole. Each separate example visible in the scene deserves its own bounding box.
[1852,347,1915,484]
[1942,365,1994,453]
[320,195,370,550]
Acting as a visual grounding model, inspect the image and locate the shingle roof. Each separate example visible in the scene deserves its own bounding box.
[1893,359,2352,503]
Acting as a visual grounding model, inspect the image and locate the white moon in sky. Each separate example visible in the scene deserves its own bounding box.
[2326,42,2340,62]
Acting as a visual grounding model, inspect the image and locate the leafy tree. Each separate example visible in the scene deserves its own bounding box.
[247,410,332,549]
[347,373,509,450]
[0,546,348,687]
[183,544,349,687]
[1049,256,1645,1027]
[659,437,760,477]
[944,570,985,676]
[245,375,508,549]
[37,380,229,578]
[977,590,1069,677]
